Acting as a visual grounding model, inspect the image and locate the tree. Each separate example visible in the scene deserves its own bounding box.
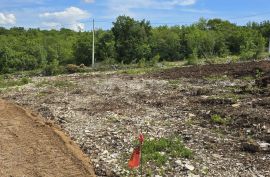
[74,32,93,66]
[112,16,152,63]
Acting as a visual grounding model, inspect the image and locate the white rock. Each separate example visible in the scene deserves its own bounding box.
[232,103,240,108]
[175,160,182,166]
[102,150,109,155]
[185,164,195,171]
[188,173,200,177]
[85,129,91,134]
[188,113,196,118]
[258,142,270,151]
[159,152,165,156]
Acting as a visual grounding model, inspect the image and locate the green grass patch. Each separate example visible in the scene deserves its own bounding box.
[168,80,181,89]
[142,137,193,166]
[211,114,231,125]
[0,76,31,89]
[36,80,75,89]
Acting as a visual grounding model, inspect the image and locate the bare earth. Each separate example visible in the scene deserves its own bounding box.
[1,60,270,176]
[0,99,95,177]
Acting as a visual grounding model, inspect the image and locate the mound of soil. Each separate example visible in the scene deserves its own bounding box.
[0,99,95,177]
[151,60,270,79]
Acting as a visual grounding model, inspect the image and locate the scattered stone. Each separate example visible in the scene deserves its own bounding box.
[189,113,196,118]
[258,142,270,151]
[188,173,200,177]
[185,164,195,171]
[232,103,241,108]
[175,160,182,166]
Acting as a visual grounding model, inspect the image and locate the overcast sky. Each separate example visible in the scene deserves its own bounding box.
[0,0,270,31]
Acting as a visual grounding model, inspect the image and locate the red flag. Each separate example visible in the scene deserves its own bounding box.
[128,146,141,169]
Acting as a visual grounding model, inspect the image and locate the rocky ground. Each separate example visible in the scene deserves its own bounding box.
[1,60,270,177]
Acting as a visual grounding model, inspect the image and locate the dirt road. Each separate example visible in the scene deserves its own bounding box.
[0,99,95,177]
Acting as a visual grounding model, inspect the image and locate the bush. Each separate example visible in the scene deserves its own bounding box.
[186,53,199,65]
[240,51,255,61]
[43,59,61,76]
[66,64,80,74]
[138,58,146,68]
[149,54,160,67]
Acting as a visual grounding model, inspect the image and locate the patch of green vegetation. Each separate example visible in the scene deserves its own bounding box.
[255,69,264,79]
[0,76,31,89]
[241,76,254,81]
[168,80,181,89]
[35,92,48,98]
[209,93,242,102]
[35,80,75,89]
[211,114,231,125]
[35,80,50,87]
[142,137,193,166]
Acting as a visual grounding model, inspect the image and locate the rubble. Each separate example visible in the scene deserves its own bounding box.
[1,62,270,176]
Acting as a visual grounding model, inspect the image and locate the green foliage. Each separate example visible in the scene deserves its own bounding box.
[143,137,193,166]
[112,16,152,63]
[0,76,31,88]
[0,17,268,75]
[211,114,228,125]
[43,59,62,76]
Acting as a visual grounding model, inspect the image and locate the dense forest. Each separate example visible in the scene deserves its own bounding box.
[0,16,270,74]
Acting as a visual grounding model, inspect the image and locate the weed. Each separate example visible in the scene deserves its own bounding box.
[168,80,180,89]
[142,137,193,166]
[36,80,75,89]
[35,80,50,88]
[211,114,231,125]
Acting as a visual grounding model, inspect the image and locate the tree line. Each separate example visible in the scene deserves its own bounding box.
[0,16,269,74]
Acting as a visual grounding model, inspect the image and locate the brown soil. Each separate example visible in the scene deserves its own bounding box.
[151,60,270,79]
[0,99,96,177]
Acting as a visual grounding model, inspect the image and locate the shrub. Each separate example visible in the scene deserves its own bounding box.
[211,114,227,125]
[66,64,80,74]
[138,58,146,68]
[149,54,160,67]
[186,53,199,65]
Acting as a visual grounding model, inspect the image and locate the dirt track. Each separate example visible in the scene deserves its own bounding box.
[0,99,95,177]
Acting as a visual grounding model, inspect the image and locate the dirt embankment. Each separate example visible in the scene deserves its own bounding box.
[151,60,270,79]
[0,99,95,177]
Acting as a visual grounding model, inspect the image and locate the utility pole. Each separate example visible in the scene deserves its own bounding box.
[92,19,95,68]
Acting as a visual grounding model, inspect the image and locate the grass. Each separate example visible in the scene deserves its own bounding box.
[36,80,75,88]
[142,137,193,167]
[211,114,231,125]
[0,76,31,89]
[168,80,181,89]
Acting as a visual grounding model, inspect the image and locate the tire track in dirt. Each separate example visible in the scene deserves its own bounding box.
[0,99,96,177]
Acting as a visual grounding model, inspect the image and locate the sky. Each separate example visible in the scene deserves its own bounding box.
[0,0,270,31]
